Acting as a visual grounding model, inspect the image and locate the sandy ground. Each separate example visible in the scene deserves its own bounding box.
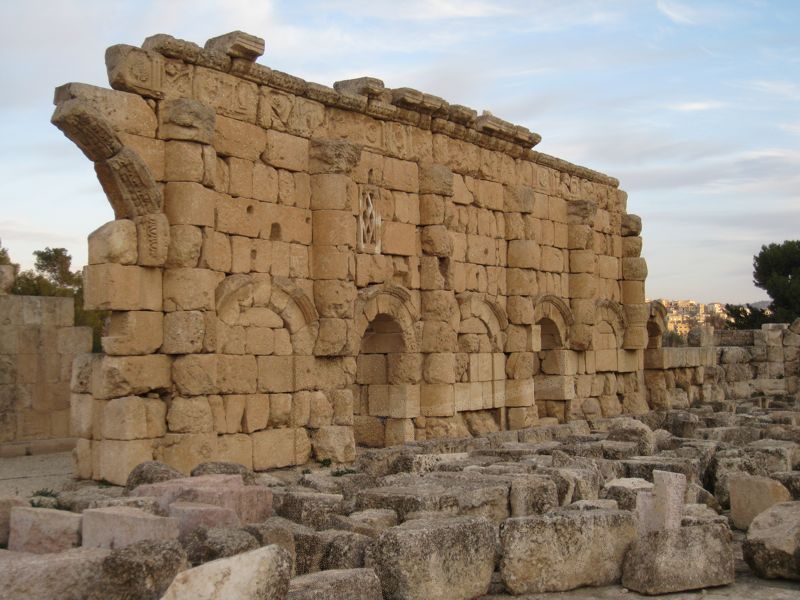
[0,451,75,497]
[1,452,798,598]
[481,574,800,599]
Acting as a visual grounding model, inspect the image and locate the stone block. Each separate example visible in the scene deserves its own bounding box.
[102,310,164,355]
[242,393,269,433]
[420,383,454,417]
[0,496,26,545]
[88,219,138,265]
[500,509,636,593]
[217,354,257,393]
[158,97,215,143]
[636,469,687,535]
[253,427,309,470]
[168,501,240,537]
[507,240,540,269]
[366,517,495,600]
[163,268,223,311]
[259,203,312,244]
[382,221,417,256]
[257,355,294,393]
[94,145,163,217]
[167,396,214,433]
[310,173,356,210]
[384,418,414,446]
[264,130,309,172]
[730,474,791,530]
[83,263,162,311]
[162,310,205,354]
[419,163,453,196]
[287,568,383,600]
[534,375,574,401]
[382,157,418,193]
[600,477,653,511]
[193,66,259,122]
[622,523,734,594]
[312,425,356,463]
[82,506,179,549]
[98,439,155,485]
[213,113,268,162]
[743,501,800,581]
[0,547,111,600]
[161,545,291,600]
[55,81,157,137]
[503,378,534,408]
[103,395,165,439]
[164,182,216,226]
[134,213,170,267]
[8,506,82,553]
[313,210,356,247]
[278,491,344,531]
[91,354,171,400]
[134,474,270,522]
[164,140,204,182]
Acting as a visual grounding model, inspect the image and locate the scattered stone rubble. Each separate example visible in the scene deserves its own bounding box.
[1,407,798,598]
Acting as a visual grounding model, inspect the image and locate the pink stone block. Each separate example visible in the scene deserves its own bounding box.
[0,496,27,545]
[131,474,272,523]
[81,506,179,549]
[169,501,241,536]
[8,506,82,554]
[0,547,111,599]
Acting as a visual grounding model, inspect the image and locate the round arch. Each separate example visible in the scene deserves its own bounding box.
[532,294,574,349]
[352,283,419,354]
[456,293,508,352]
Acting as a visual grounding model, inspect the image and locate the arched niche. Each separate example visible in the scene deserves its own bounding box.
[532,294,573,350]
[532,294,576,423]
[215,274,319,355]
[594,299,627,350]
[351,284,421,448]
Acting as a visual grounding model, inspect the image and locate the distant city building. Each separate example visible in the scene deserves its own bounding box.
[648,299,730,336]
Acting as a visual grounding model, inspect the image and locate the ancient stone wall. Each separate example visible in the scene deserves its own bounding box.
[0,286,92,453]
[715,323,798,405]
[643,321,800,412]
[54,30,652,484]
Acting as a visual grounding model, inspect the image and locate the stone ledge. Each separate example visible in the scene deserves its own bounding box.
[124,32,619,188]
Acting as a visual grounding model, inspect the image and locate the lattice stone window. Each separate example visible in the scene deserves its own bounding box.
[358,187,382,254]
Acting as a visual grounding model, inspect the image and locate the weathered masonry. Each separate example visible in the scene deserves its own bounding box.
[55,31,654,484]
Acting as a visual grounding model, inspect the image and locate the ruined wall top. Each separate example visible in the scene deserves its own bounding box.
[93,30,618,189]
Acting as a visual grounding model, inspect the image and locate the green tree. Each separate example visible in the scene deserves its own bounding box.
[0,239,13,266]
[11,247,106,351]
[723,303,770,330]
[726,240,800,329]
[752,240,800,322]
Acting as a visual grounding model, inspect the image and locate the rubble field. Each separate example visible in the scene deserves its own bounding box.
[1,407,798,599]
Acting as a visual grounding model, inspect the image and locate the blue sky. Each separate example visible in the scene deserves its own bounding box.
[0,0,797,303]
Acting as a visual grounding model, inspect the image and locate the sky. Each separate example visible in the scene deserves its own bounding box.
[0,0,797,304]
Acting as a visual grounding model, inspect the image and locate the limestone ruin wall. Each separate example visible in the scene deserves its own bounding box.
[54,30,654,484]
[0,288,92,453]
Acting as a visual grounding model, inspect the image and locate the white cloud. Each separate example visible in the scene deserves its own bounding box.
[746,79,800,100]
[666,101,726,111]
[656,0,696,25]
[780,123,800,135]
